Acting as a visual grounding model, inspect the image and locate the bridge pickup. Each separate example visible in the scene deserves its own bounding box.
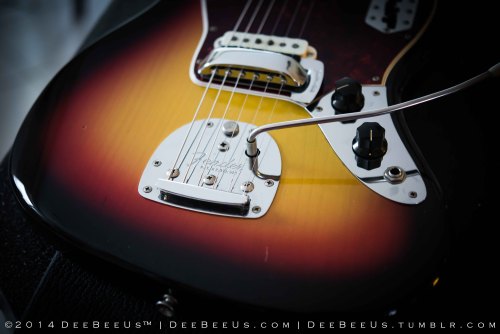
[156,179,250,216]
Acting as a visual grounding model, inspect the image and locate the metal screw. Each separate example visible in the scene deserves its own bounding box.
[222,121,239,137]
[409,191,418,198]
[206,121,214,128]
[153,160,162,167]
[252,206,261,214]
[371,75,380,82]
[240,181,254,193]
[209,26,217,32]
[143,186,152,193]
[373,91,380,96]
[315,106,323,112]
[156,293,178,318]
[166,168,180,179]
[264,179,274,187]
[218,141,230,152]
[203,175,216,186]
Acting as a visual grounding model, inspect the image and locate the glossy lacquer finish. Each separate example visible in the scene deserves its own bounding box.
[10,0,444,312]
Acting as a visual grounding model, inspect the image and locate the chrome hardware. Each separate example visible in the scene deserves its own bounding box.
[384,166,406,184]
[156,293,177,318]
[222,120,240,137]
[159,180,250,216]
[218,141,230,152]
[247,87,427,205]
[365,0,418,34]
[138,119,281,218]
[251,206,261,214]
[198,47,308,88]
[166,168,180,179]
[153,160,162,167]
[240,181,254,193]
[143,186,152,193]
[196,47,324,103]
[203,174,217,186]
[244,66,496,204]
[264,179,274,187]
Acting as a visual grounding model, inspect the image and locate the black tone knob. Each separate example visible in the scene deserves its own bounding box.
[352,122,388,170]
[331,77,365,114]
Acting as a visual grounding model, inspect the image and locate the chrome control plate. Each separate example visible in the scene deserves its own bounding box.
[312,86,427,204]
[138,119,281,218]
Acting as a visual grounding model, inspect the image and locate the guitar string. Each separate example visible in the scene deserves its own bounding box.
[256,0,275,34]
[185,0,267,185]
[249,82,285,185]
[196,71,245,186]
[170,69,217,176]
[227,78,273,192]
[213,0,277,189]
[219,0,287,191]
[180,0,254,183]
[249,0,317,185]
[214,76,258,189]
[298,0,315,38]
[228,80,284,192]
[284,0,303,37]
[196,0,265,186]
[227,0,297,192]
[270,0,289,35]
[182,71,230,183]
[230,0,315,191]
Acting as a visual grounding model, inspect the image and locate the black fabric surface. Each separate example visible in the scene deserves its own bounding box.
[0,160,55,318]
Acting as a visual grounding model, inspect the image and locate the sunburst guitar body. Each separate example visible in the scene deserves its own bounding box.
[11,0,446,312]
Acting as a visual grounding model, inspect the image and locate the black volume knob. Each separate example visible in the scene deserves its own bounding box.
[352,122,388,170]
[331,77,365,114]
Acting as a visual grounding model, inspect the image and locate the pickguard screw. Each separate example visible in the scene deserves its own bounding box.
[241,181,254,193]
[373,91,380,96]
[207,121,214,128]
[252,206,261,214]
[203,175,216,186]
[153,160,162,167]
[315,106,323,112]
[143,186,152,193]
[409,191,418,198]
[218,141,230,152]
[264,179,274,187]
[371,75,380,82]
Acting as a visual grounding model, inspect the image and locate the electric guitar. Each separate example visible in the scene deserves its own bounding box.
[11,0,452,313]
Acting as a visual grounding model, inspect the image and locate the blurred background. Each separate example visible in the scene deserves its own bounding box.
[0,0,111,160]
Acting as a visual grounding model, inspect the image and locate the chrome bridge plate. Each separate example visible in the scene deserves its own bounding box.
[138,119,281,218]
